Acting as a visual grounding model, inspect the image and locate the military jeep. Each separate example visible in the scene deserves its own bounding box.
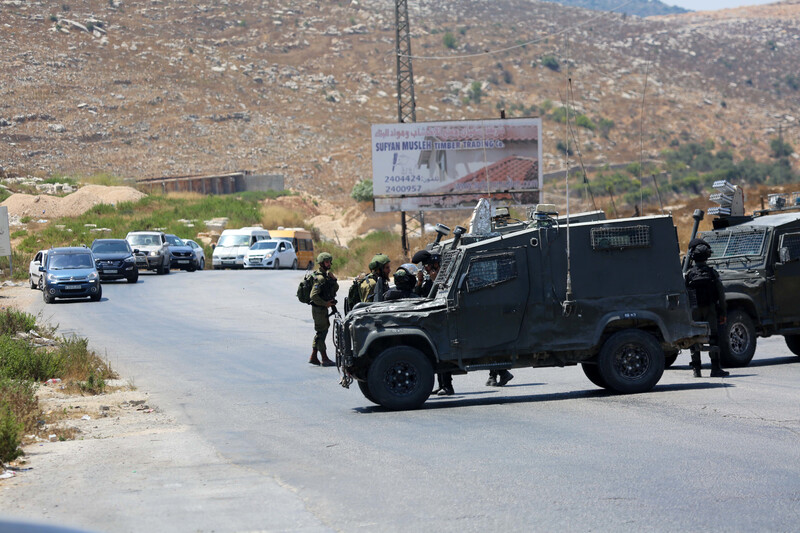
[335,211,707,410]
[695,183,800,367]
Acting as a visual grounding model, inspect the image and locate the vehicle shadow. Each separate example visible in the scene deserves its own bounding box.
[353,382,732,413]
[747,356,799,367]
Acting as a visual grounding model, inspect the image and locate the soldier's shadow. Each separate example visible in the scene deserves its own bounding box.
[353,381,732,412]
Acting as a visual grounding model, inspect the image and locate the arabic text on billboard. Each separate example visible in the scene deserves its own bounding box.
[371,118,541,212]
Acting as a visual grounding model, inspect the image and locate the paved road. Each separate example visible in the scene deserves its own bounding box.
[8,270,800,531]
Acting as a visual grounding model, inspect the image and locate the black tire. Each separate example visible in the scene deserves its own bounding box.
[127,272,138,284]
[200,258,205,270]
[29,275,36,290]
[663,349,679,369]
[597,329,665,394]
[37,277,43,291]
[90,285,102,302]
[357,380,379,405]
[188,263,196,272]
[784,334,800,357]
[291,259,298,270]
[213,265,221,270]
[720,309,756,367]
[581,363,609,389]
[273,259,280,270]
[367,346,434,410]
[43,289,54,304]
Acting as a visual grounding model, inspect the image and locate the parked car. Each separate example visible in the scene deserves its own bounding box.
[28,249,48,290]
[212,227,271,269]
[90,238,139,283]
[243,239,298,269]
[269,227,314,269]
[126,231,170,274]
[165,234,197,271]
[185,239,206,270]
[40,246,102,303]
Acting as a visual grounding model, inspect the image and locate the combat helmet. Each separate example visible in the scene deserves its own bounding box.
[317,252,333,264]
[688,238,712,262]
[369,253,390,271]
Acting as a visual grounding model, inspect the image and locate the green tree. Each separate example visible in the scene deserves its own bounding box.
[443,32,457,50]
[598,118,615,139]
[467,81,483,104]
[541,55,560,71]
[351,180,373,202]
[770,137,794,158]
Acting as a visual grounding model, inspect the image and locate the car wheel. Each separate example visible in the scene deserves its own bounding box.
[38,277,43,291]
[367,346,434,410]
[273,259,280,270]
[200,258,205,270]
[581,363,609,389]
[29,275,36,290]
[784,334,800,357]
[42,289,54,304]
[720,309,756,367]
[188,262,196,272]
[597,329,664,394]
[90,285,102,302]
[663,349,679,369]
[357,380,380,405]
[127,272,138,284]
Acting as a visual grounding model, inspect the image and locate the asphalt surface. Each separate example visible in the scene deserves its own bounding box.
[5,269,800,532]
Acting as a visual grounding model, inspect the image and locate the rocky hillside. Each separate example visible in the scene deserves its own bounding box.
[546,0,687,17]
[1,0,798,204]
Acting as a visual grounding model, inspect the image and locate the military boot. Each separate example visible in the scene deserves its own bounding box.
[308,348,321,366]
[709,350,729,377]
[320,350,336,367]
[496,369,514,387]
[689,348,702,378]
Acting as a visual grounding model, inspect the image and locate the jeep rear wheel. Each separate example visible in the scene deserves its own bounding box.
[597,329,664,394]
[367,346,434,410]
[720,309,756,367]
[581,363,609,389]
[784,334,800,357]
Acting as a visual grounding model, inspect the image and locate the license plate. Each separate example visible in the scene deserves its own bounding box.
[104,268,118,274]
[178,260,189,264]
[63,284,83,290]
[223,260,234,264]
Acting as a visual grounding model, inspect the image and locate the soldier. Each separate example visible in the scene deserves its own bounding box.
[309,252,338,367]
[685,238,729,378]
[383,265,421,301]
[359,253,391,302]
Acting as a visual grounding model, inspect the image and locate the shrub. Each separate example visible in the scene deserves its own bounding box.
[770,138,794,158]
[0,378,39,433]
[598,118,615,139]
[0,309,36,336]
[443,32,457,50]
[575,114,596,131]
[0,402,23,464]
[351,180,373,202]
[0,335,63,381]
[57,335,116,383]
[556,140,573,156]
[467,81,483,104]
[541,55,560,71]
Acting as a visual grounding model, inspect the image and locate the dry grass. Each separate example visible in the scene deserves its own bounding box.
[260,204,306,230]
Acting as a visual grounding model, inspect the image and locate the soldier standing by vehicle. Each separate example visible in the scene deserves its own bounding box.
[359,253,391,302]
[685,238,730,378]
[309,252,338,367]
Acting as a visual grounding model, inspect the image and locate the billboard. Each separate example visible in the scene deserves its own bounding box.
[0,206,10,257]
[371,118,542,212]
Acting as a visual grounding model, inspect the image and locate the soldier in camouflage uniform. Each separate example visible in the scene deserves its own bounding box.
[309,252,338,367]
[359,253,391,303]
[685,238,729,378]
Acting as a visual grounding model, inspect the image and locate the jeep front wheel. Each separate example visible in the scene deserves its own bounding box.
[597,329,665,394]
[367,346,434,410]
[581,363,609,389]
[357,380,379,405]
[720,309,756,367]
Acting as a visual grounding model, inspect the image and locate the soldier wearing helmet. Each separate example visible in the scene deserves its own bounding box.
[685,238,729,377]
[309,251,338,367]
[383,265,422,301]
[359,253,391,303]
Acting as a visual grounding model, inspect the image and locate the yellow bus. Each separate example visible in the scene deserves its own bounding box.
[269,227,315,269]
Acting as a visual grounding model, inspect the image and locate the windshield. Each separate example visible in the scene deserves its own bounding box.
[252,241,278,250]
[166,235,185,246]
[92,241,130,254]
[700,229,766,264]
[128,234,159,246]
[218,234,250,247]
[49,253,94,270]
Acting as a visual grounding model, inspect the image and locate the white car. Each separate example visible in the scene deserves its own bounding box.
[28,249,48,289]
[185,239,206,270]
[243,239,298,269]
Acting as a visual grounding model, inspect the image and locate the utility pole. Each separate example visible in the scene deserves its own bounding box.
[395,0,416,256]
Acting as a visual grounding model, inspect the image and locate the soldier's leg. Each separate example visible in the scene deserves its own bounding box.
[497,369,514,387]
[689,344,702,377]
[310,307,327,365]
[436,372,454,396]
[486,370,498,387]
[709,346,729,377]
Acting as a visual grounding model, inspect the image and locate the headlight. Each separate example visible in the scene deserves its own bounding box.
[265,251,274,257]
[47,273,58,282]
[124,257,135,263]
[150,251,161,256]
[237,254,244,260]
[88,271,98,280]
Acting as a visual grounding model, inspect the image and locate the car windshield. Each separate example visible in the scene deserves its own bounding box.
[128,234,159,246]
[92,242,130,254]
[49,253,94,270]
[218,235,250,247]
[252,241,278,250]
[166,235,185,246]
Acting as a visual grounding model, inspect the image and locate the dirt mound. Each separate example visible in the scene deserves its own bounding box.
[2,185,146,219]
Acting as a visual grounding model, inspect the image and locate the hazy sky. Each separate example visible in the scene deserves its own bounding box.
[664,0,777,10]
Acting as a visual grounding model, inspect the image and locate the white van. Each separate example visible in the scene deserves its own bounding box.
[212,227,271,269]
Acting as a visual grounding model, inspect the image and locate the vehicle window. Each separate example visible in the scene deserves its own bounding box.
[253,241,278,250]
[465,253,517,293]
[34,252,42,262]
[591,225,651,251]
[50,253,94,270]
[166,235,184,246]
[127,234,156,246]
[778,232,800,262]
[218,235,250,247]
[92,242,130,254]
[700,229,766,258]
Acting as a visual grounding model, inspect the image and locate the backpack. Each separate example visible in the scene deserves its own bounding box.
[297,272,315,304]
[345,273,367,313]
[686,264,716,307]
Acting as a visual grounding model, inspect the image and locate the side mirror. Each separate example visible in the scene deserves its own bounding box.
[39,266,44,272]
[133,249,140,254]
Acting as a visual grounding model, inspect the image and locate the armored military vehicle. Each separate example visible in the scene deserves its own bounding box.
[335,205,707,410]
[692,181,800,367]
